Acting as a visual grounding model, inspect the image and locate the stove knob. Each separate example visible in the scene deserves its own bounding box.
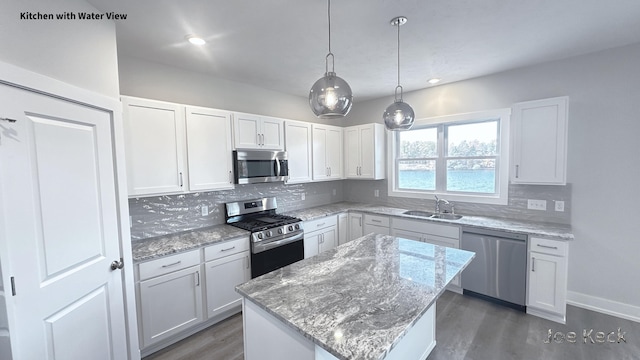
[288,225,293,231]
[266,230,272,237]
[294,224,300,230]
[278,228,283,234]
[257,233,263,239]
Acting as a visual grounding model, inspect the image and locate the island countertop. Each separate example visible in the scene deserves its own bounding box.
[236,233,475,360]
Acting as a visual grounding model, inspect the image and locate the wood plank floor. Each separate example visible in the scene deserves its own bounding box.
[144,291,639,360]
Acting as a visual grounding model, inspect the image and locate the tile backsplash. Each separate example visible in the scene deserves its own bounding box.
[129,179,570,241]
[129,181,344,240]
[343,179,571,224]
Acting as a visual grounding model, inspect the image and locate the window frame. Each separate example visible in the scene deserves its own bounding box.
[387,109,511,205]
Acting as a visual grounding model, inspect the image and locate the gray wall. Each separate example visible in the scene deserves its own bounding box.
[348,43,640,314]
[118,55,342,126]
[0,0,120,98]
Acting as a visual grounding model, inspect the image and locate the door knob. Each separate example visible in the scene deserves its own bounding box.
[110,258,124,270]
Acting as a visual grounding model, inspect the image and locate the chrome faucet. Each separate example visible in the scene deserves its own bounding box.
[434,195,449,214]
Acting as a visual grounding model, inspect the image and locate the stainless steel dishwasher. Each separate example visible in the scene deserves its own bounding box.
[461,227,527,311]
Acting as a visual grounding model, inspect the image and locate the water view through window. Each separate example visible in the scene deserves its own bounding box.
[397,120,499,194]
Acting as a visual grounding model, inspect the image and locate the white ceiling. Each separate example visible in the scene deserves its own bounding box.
[87,0,640,101]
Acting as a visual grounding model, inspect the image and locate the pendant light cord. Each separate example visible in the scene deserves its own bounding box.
[395,18,404,102]
[325,0,335,74]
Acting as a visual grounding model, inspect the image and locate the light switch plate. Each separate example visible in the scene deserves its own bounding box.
[555,201,565,212]
[201,205,208,217]
[374,189,380,197]
[527,199,547,211]
[301,193,306,200]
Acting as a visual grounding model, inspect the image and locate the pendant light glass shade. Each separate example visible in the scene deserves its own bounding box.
[309,0,353,118]
[384,98,415,130]
[384,16,414,131]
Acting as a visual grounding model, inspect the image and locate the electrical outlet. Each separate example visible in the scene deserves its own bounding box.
[301,193,306,201]
[374,189,380,197]
[332,189,336,196]
[527,199,547,211]
[201,205,208,217]
[129,215,133,228]
[555,201,565,212]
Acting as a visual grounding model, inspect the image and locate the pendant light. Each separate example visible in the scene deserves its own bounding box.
[383,16,415,131]
[309,0,353,118]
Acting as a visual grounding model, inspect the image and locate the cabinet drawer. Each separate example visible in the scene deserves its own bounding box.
[138,249,200,280]
[305,215,337,232]
[530,237,568,256]
[204,237,250,262]
[393,218,460,239]
[364,214,389,227]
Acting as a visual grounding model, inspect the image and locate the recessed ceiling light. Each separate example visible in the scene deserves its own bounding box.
[186,35,206,46]
[428,78,441,85]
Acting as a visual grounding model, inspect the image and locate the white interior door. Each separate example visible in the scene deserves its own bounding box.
[0,83,127,359]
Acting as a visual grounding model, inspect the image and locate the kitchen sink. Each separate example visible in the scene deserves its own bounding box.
[430,213,463,220]
[403,210,435,217]
[402,210,463,220]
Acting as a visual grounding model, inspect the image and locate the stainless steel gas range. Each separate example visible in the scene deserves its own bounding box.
[225,197,304,278]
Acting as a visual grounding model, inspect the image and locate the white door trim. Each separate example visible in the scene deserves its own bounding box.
[0,60,140,360]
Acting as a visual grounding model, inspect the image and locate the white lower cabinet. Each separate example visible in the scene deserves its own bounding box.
[363,214,390,235]
[136,237,251,355]
[137,250,203,348]
[304,216,338,259]
[348,212,364,242]
[527,237,568,323]
[337,213,349,245]
[391,219,461,288]
[205,251,250,318]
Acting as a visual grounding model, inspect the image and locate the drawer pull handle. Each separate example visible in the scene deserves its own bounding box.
[195,271,200,286]
[536,244,558,250]
[161,260,182,268]
[221,246,236,252]
[317,223,325,227]
[371,219,382,223]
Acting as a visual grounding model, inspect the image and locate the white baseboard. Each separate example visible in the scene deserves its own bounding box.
[567,291,640,323]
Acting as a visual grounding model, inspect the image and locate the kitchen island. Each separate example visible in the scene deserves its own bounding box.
[236,233,475,360]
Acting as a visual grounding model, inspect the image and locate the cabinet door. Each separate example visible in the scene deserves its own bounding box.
[528,252,567,315]
[234,112,261,149]
[205,251,250,319]
[304,231,320,259]
[348,213,363,241]
[138,265,203,348]
[285,120,313,183]
[344,126,361,178]
[186,106,234,191]
[364,223,390,236]
[512,97,568,184]
[312,125,328,180]
[318,228,337,253]
[391,228,423,242]
[326,126,343,179]
[123,97,186,196]
[358,125,375,178]
[422,234,460,287]
[337,213,348,245]
[261,117,284,150]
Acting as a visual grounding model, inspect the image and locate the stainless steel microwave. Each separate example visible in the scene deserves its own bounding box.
[233,150,289,184]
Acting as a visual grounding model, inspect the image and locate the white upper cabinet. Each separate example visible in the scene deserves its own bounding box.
[312,124,343,181]
[185,106,234,191]
[511,97,568,185]
[344,123,385,179]
[122,96,236,197]
[233,112,284,150]
[284,120,313,184]
[123,96,187,196]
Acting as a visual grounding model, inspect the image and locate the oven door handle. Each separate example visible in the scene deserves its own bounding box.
[253,231,304,254]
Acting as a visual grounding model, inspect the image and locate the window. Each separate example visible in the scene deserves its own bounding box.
[389,109,511,205]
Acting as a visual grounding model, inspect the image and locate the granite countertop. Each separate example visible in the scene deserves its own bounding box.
[236,233,475,360]
[285,202,574,241]
[131,224,249,262]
